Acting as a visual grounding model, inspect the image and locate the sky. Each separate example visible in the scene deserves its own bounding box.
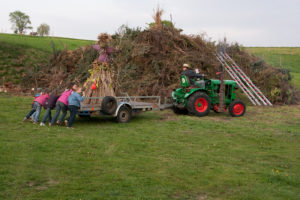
[1,0,299,46]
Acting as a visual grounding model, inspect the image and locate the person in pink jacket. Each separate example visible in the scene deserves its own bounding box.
[23,89,50,124]
[50,84,76,126]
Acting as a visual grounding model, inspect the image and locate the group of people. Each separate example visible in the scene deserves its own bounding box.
[23,84,85,128]
[22,63,200,128]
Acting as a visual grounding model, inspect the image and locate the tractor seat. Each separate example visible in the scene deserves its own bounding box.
[180,75,190,88]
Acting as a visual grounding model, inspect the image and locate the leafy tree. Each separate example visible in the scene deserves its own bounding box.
[37,23,50,36]
[149,20,174,29]
[9,11,32,34]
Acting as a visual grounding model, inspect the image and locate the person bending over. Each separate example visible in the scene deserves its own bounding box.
[66,87,85,128]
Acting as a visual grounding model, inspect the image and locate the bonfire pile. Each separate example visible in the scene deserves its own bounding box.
[27,8,298,104]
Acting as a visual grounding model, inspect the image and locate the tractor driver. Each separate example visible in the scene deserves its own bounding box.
[181,63,203,84]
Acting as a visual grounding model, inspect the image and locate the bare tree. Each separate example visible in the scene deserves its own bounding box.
[37,23,50,36]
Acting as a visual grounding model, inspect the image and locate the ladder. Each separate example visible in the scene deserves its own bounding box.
[216,52,272,106]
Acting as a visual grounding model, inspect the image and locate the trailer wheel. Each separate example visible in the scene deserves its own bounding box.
[102,96,117,115]
[229,100,246,117]
[117,106,132,123]
[187,92,211,117]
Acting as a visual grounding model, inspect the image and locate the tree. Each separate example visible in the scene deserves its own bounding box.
[149,6,174,29]
[37,23,50,36]
[9,11,32,34]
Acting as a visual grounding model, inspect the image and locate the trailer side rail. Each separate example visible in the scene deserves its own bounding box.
[80,96,161,112]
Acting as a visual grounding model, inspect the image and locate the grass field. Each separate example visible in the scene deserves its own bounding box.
[0,33,94,53]
[246,47,300,89]
[0,94,299,199]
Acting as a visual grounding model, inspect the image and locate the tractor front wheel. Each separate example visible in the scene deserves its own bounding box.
[229,100,246,117]
[187,92,211,117]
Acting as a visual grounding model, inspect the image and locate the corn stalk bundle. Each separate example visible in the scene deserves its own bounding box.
[83,61,115,104]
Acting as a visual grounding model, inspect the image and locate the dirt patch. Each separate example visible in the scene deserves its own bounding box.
[197,194,208,200]
[36,185,48,191]
[181,130,194,135]
[158,111,180,121]
[48,179,59,186]
[27,181,35,187]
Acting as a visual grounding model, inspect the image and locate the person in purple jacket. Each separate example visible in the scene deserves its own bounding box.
[50,84,76,126]
[40,90,60,126]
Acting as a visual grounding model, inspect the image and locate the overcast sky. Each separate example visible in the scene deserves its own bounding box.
[1,0,299,46]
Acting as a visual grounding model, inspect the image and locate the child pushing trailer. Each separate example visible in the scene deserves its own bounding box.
[30,88,42,121]
[50,84,74,126]
[65,86,85,128]
[40,90,59,126]
[23,89,50,123]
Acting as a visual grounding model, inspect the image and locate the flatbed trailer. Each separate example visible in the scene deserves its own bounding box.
[78,95,172,123]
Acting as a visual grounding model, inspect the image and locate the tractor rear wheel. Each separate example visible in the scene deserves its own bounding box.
[187,92,211,117]
[229,100,246,117]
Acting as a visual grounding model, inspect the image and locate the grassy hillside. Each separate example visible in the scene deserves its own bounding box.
[0,42,49,84]
[246,47,300,89]
[0,33,94,85]
[0,33,94,52]
[0,94,299,199]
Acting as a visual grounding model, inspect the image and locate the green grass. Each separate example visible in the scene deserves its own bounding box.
[246,47,300,89]
[0,33,94,53]
[0,94,299,199]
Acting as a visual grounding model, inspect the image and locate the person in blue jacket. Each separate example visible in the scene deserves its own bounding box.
[66,86,85,128]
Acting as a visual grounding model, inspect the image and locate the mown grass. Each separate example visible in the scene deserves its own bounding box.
[0,33,94,53]
[0,94,299,199]
[246,47,300,89]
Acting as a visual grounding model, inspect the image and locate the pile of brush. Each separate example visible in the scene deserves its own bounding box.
[27,8,298,104]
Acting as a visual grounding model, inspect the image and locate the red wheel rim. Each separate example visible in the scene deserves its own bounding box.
[233,103,244,115]
[195,98,208,112]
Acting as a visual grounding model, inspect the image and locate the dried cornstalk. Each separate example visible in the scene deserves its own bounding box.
[83,61,115,104]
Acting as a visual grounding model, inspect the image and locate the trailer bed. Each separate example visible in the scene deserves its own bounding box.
[80,101,156,112]
[79,96,164,112]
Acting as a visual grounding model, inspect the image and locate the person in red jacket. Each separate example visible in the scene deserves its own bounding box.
[23,89,50,124]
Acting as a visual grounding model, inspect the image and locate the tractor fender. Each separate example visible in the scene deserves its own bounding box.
[113,102,132,117]
[184,89,207,99]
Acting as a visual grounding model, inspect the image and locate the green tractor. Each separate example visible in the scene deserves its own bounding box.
[172,74,246,117]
